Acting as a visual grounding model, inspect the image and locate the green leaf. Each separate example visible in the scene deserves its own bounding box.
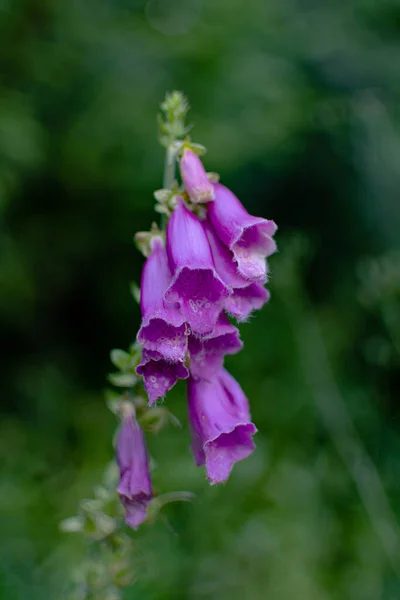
[95,513,117,538]
[110,349,131,371]
[59,516,84,533]
[188,142,206,156]
[153,188,172,203]
[103,463,120,494]
[108,373,137,388]
[129,281,140,304]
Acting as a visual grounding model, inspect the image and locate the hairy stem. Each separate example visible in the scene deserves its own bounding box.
[163,145,176,190]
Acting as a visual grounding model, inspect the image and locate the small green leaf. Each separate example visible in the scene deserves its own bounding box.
[140,407,169,433]
[188,142,206,156]
[59,516,84,533]
[80,499,104,515]
[110,349,131,371]
[206,171,220,183]
[129,281,141,304]
[103,461,120,491]
[146,491,195,523]
[96,513,117,538]
[105,396,121,415]
[154,203,171,216]
[153,188,172,203]
[108,373,137,388]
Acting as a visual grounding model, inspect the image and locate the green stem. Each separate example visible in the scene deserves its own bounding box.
[161,144,177,230]
[163,144,176,190]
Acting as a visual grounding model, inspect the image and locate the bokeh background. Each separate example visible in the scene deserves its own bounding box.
[1,0,400,598]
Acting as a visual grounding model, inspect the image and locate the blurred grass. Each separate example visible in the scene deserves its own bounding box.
[1,0,400,598]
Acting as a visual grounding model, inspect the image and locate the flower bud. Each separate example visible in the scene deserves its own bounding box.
[116,411,152,529]
[180,148,215,204]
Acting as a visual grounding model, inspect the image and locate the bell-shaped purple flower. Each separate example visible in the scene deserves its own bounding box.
[116,409,152,530]
[204,219,270,321]
[208,183,277,282]
[188,313,243,379]
[225,283,270,322]
[136,349,189,405]
[188,368,257,484]
[180,148,215,204]
[137,237,188,363]
[165,200,229,335]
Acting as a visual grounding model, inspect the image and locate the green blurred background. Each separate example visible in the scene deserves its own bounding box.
[1,0,400,598]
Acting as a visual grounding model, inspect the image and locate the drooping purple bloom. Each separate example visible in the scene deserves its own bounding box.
[116,410,152,529]
[204,219,270,321]
[165,199,229,335]
[208,183,277,282]
[188,313,242,379]
[180,148,215,204]
[225,283,270,322]
[137,237,188,363]
[187,368,257,484]
[136,349,189,405]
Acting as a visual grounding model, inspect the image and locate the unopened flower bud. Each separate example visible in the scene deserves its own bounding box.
[180,148,215,204]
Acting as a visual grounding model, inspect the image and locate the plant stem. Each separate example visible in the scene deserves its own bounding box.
[163,144,176,190]
[161,144,177,230]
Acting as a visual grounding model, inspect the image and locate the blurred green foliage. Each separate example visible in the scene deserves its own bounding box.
[1,0,400,598]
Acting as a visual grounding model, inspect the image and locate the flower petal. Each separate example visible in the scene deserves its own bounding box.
[137,237,188,362]
[136,349,189,405]
[208,183,277,282]
[165,200,229,335]
[188,313,242,379]
[224,283,270,322]
[187,368,257,484]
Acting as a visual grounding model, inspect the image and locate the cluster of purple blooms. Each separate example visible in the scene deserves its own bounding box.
[116,149,277,529]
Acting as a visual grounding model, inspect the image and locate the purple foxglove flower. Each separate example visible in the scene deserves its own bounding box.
[188,313,242,379]
[137,237,188,363]
[188,368,257,484]
[180,148,215,204]
[208,183,277,282]
[116,410,152,529]
[204,219,270,321]
[225,283,270,322]
[165,199,229,335]
[136,348,189,405]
